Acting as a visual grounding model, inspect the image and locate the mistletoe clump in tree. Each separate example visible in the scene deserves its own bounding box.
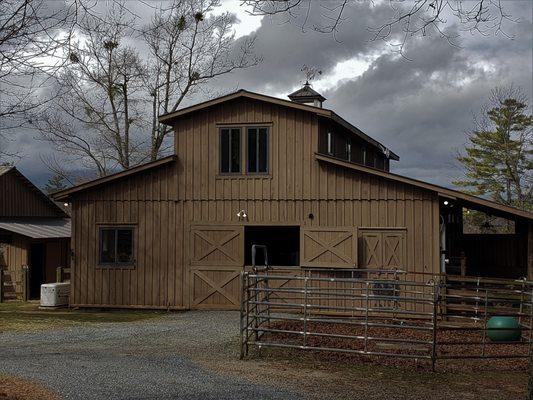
[454,86,532,214]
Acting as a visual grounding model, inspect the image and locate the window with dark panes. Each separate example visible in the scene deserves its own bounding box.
[220,128,241,173]
[247,127,268,173]
[99,227,134,266]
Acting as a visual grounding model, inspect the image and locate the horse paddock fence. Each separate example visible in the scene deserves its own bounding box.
[239,268,533,371]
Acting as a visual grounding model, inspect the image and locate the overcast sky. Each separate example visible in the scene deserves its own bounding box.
[10,0,533,189]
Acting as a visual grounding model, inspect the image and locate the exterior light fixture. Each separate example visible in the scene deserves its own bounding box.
[443,200,449,206]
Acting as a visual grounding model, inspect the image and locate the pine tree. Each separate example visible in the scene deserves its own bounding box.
[454,87,533,211]
[44,174,67,194]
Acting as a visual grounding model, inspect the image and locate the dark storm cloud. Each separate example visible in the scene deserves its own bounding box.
[10,0,533,190]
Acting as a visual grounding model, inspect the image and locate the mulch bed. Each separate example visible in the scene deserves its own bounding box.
[0,376,58,400]
[259,319,529,372]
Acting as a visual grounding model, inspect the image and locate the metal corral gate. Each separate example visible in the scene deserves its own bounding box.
[239,268,533,370]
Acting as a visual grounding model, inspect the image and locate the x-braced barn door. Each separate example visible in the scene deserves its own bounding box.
[189,225,244,309]
[359,228,407,270]
[300,227,357,268]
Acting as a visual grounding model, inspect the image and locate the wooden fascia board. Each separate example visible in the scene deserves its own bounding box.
[315,153,533,220]
[52,155,176,201]
[158,90,330,124]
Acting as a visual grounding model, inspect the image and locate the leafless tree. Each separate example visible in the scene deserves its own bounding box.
[34,0,259,178]
[32,4,147,177]
[143,0,260,161]
[242,1,517,51]
[0,0,88,158]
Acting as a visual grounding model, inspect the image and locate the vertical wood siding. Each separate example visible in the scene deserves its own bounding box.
[69,98,441,308]
[0,170,63,217]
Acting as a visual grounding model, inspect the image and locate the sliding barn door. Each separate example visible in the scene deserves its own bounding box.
[300,227,357,268]
[359,229,406,270]
[189,225,243,309]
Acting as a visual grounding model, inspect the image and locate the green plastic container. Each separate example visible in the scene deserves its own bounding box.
[486,316,521,342]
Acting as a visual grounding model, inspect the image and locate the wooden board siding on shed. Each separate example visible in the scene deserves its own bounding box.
[0,170,62,217]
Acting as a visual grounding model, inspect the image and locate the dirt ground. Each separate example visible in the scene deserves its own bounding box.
[0,375,58,400]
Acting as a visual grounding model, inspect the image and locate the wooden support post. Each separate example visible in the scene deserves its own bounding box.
[527,222,533,280]
[22,265,29,301]
[56,266,62,283]
[460,252,466,277]
[0,268,4,303]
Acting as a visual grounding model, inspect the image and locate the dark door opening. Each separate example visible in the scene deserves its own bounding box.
[29,243,45,299]
[244,226,300,267]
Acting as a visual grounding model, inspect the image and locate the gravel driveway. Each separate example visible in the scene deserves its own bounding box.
[0,311,305,400]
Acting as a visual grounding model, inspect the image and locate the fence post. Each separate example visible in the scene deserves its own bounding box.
[481,289,489,357]
[364,282,370,353]
[431,280,439,372]
[303,276,309,347]
[0,268,4,303]
[239,271,246,359]
[22,265,30,301]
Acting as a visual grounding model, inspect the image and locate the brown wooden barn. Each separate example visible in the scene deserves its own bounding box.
[0,166,70,300]
[53,87,533,310]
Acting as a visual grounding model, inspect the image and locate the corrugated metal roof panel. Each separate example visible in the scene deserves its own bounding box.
[0,218,71,239]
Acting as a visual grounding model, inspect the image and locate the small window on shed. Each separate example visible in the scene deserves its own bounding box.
[99,227,134,267]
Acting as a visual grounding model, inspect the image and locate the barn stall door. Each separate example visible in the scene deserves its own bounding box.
[189,225,243,309]
[301,227,357,268]
[359,229,406,270]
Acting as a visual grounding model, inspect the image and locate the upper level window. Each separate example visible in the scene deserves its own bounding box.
[247,127,269,173]
[362,147,367,165]
[346,142,352,162]
[99,227,134,267]
[327,132,333,155]
[220,128,241,173]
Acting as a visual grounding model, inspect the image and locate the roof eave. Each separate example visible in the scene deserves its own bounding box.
[329,113,400,161]
[52,155,177,201]
[315,153,533,221]
[158,89,331,125]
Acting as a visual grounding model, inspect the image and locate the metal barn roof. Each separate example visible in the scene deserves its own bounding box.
[0,218,71,239]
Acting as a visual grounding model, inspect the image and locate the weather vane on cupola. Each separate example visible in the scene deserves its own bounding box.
[288,65,326,108]
[300,65,322,86]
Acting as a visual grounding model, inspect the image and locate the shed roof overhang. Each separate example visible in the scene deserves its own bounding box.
[315,153,533,221]
[159,89,400,161]
[52,155,176,201]
[0,218,71,239]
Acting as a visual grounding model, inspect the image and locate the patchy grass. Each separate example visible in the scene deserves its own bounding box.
[0,375,58,400]
[0,301,164,332]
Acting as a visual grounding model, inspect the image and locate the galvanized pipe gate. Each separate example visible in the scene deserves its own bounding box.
[240,268,533,371]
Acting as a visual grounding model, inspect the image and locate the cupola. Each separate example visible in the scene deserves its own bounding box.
[288,82,326,108]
